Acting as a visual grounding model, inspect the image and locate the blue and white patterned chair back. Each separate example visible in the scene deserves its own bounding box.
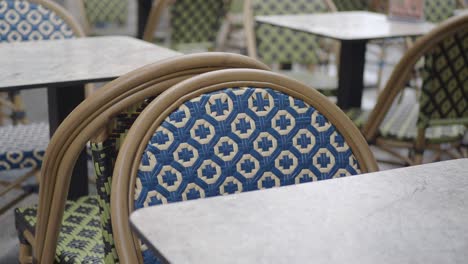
[126,69,377,263]
[0,0,83,42]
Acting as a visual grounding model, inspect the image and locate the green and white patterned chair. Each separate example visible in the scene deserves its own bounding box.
[347,13,468,165]
[245,0,341,96]
[333,0,370,11]
[143,0,231,52]
[0,0,83,213]
[20,53,270,264]
[79,0,128,34]
[110,68,378,263]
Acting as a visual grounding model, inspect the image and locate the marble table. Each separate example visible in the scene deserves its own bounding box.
[131,159,468,264]
[256,11,435,109]
[0,36,180,198]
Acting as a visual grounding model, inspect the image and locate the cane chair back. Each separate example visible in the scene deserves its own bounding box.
[80,0,128,29]
[348,14,468,165]
[333,0,369,11]
[26,53,268,264]
[425,0,456,23]
[143,0,231,51]
[111,69,378,263]
[246,0,335,64]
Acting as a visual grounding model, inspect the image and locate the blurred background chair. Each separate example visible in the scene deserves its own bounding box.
[347,14,468,166]
[110,68,378,263]
[78,0,128,35]
[0,0,84,214]
[142,0,231,53]
[244,0,343,96]
[15,53,269,264]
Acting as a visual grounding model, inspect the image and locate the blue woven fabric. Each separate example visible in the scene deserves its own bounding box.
[0,0,75,42]
[135,87,361,263]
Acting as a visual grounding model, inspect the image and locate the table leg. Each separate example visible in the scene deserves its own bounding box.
[47,85,88,200]
[337,40,367,110]
[137,0,153,39]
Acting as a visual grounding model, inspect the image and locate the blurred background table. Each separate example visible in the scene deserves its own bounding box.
[131,158,468,263]
[256,11,435,109]
[0,36,180,198]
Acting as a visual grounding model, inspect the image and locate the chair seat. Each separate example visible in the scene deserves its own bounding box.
[0,122,49,171]
[347,102,466,143]
[15,196,105,264]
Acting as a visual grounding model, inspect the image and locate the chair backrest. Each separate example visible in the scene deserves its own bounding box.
[80,0,128,28]
[244,0,335,64]
[362,14,468,143]
[425,0,456,23]
[111,69,378,263]
[0,0,84,42]
[143,0,231,50]
[33,53,269,264]
[333,0,369,11]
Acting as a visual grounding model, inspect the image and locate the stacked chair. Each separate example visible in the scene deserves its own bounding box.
[14,53,268,263]
[347,14,468,165]
[142,0,232,52]
[244,0,342,96]
[0,0,84,214]
[15,52,378,263]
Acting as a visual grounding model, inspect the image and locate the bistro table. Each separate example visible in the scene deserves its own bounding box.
[0,36,180,199]
[256,11,435,109]
[131,159,468,264]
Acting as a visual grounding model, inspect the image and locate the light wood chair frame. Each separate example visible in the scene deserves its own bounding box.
[29,53,269,264]
[111,68,379,263]
[361,14,468,165]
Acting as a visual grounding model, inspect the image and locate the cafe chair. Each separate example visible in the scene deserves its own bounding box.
[347,13,468,166]
[142,0,231,52]
[110,68,378,263]
[14,53,269,264]
[78,0,128,35]
[244,0,344,96]
[332,0,370,11]
[0,0,84,213]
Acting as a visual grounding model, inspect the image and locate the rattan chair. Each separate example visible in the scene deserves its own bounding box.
[244,0,346,96]
[110,68,378,263]
[0,0,84,214]
[142,0,231,52]
[347,13,468,166]
[78,0,128,35]
[16,53,268,264]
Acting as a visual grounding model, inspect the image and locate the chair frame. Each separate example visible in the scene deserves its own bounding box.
[110,68,378,263]
[30,53,269,264]
[362,14,468,165]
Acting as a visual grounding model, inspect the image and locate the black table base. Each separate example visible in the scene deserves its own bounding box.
[47,85,88,200]
[337,40,367,110]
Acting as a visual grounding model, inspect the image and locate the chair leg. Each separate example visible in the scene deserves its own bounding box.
[19,243,33,264]
[413,152,424,165]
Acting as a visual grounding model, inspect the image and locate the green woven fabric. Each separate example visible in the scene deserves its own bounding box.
[169,0,231,48]
[347,102,466,144]
[15,196,105,264]
[83,0,128,26]
[253,0,332,64]
[90,100,152,264]
[333,0,370,11]
[424,0,456,23]
[419,28,468,127]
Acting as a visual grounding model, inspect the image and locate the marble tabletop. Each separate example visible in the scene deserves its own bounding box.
[131,159,468,264]
[0,36,181,90]
[256,11,435,41]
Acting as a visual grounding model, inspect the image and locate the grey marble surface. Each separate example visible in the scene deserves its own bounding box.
[131,159,468,264]
[0,36,181,90]
[256,11,435,41]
